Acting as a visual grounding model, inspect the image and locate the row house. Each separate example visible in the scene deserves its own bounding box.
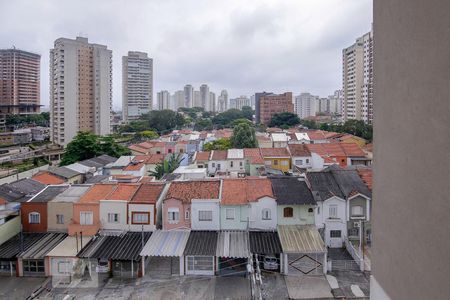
[306,165,372,248]
[260,148,291,173]
[243,148,265,176]
[306,143,368,168]
[288,144,312,170]
[207,149,246,176]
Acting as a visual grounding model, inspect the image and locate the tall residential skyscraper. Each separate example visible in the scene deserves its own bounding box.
[328,90,343,115]
[217,90,228,112]
[294,92,318,119]
[200,84,210,111]
[157,90,170,110]
[209,91,216,112]
[229,96,250,110]
[259,92,294,125]
[50,37,112,146]
[193,90,201,108]
[342,29,373,124]
[122,51,153,122]
[184,84,193,108]
[254,92,273,123]
[0,49,41,115]
[172,90,184,111]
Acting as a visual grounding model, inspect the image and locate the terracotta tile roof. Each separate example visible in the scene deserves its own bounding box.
[145,154,165,164]
[306,142,365,157]
[211,150,227,160]
[139,176,155,183]
[363,143,373,152]
[131,183,165,204]
[260,147,291,157]
[243,148,264,164]
[165,180,220,204]
[123,162,145,171]
[32,171,65,185]
[301,130,337,140]
[195,151,211,161]
[0,198,6,205]
[79,184,117,203]
[357,169,373,191]
[105,183,140,201]
[288,144,311,157]
[221,178,274,205]
[129,145,148,154]
[137,142,155,149]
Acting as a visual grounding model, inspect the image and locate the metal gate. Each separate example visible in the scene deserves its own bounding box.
[330,260,361,271]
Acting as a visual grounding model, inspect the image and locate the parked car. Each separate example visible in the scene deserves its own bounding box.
[263,256,279,270]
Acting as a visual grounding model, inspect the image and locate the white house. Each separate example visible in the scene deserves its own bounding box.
[288,144,312,170]
[315,195,347,248]
[226,149,246,173]
[190,199,221,230]
[248,196,278,231]
[271,133,289,148]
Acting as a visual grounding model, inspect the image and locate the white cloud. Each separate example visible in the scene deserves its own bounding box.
[0,0,372,110]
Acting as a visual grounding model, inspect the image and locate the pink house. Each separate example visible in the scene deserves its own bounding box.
[162,180,221,230]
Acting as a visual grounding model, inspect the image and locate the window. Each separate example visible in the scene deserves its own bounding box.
[329,205,338,218]
[295,159,303,165]
[308,208,314,213]
[217,163,221,170]
[132,212,149,224]
[225,208,235,220]
[57,261,71,274]
[29,212,40,224]
[317,207,320,214]
[262,209,271,220]
[330,230,341,238]
[23,260,45,273]
[283,207,293,218]
[168,208,179,223]
[306,158,310,164]
[56,214,64,224]
[273,160,278,166]
[185,210,190,219]
[80,211,93,225]
[239,161,243,167]
[212,163,215,168]
[230,161,234,167]
[199,210,213,221]
[265,160,272,166]
[351,205,364,216]
[108,213,119,223]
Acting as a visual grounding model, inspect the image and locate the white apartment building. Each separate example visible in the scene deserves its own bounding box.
[209,91,216,112]
[122,51,153,122]
[328,90,343,115]
[200,84,210,111]
[50,37,112,146]
[172,90,184,111]
[342,29,373,123]
[217,90,228,112]
[193,90,201,108]
[184,84,193,108]
[157,90,170,110]
[294,92,318,119]
[229,96,250,110]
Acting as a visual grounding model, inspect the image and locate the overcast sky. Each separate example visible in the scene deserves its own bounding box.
[0,0,372,110]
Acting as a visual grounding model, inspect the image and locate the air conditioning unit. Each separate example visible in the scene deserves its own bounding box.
[354,222,361,228]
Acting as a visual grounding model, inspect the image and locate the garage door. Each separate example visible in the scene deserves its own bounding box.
[287,253,324,276]
[147,257,180,276]
[186,256,214,275]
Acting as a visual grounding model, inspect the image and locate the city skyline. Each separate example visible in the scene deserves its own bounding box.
[0,0,372,110]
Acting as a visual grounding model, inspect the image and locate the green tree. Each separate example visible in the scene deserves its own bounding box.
[241,106,254,121]
[194,118,213,131]
[139,130,159,140]
[203,138,232,151]
[118,120,149,133]
[60,132,130,166]
[141,110,185,134]
[269,112,301,127]
[231,123,257,148]
[149,153,183,179]
[231,118,252,127]
[299,119,319,129]
[212,109,245,127]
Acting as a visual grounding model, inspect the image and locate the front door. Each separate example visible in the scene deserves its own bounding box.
[329,230,343,248]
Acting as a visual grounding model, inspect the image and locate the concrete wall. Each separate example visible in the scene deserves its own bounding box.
[128,203,156,231]
[372,1,450,299]
[47,202,73,232]
[99,201,128,231]
[220,205,248,230]
[248,196,277,230]
[21,202,48,232]
[0,215,20,245]
[277,205,315,226]
[190,200,220,230]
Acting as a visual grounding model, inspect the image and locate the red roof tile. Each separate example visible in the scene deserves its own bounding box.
[357,169,373,191]
[260,147,291,157]
[288,144,311,157]
[79,184,117,203]
[306,142,365,157]
[123,162,145,171]
[105,183,140,201]
[195,151,211,161]
[243,148,264,164]
[211,150,227,160]
[129,145,148,154]
[165,180,220,203]
[32,171,65,185]
[221,178,274,205]
[131,183,165,204]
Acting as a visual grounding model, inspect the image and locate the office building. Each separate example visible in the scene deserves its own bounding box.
[259,92,294,125]
[255,92,273,123]
[0,48,41,115]
[122,51,153,122]
[342,29,373,124]
[50,37,112,146]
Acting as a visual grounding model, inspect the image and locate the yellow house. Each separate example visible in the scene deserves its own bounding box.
[336,134,367,147]
[260,148,291,172]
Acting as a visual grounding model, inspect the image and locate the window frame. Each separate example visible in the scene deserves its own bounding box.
[28,212,40,224]
[329,205,338,219]
[107,213,120,223]
[131,211,150,225]
[56,214,64,224]
[80,211,94,225]
[225,208,235,220]
[283,207,294,218]
[198,210,213,222]
[262,208,271,220]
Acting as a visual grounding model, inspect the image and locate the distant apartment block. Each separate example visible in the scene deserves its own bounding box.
[184,84,193,108]
[259,92,294,125]
[122,51,153,122]
[255,92,273,123]
[229,95,250,110]
[328,89,343,115]
[0,49,41,115]
[157,90,170,110]
[295,93,318,119]
[342,29,373,124]
[217,90,228,112]
[50,37,112,146]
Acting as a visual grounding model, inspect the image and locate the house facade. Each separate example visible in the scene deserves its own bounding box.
[261,148,291,173]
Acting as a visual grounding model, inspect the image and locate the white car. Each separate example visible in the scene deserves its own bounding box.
[263,256,279,270]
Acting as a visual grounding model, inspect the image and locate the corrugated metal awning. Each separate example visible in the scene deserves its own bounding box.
[19,233,67,259]
[249,231,282,255]
[216,231,250,258]
[277,225,326,254]
[184,231,218,256]
[140,230,190,257]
